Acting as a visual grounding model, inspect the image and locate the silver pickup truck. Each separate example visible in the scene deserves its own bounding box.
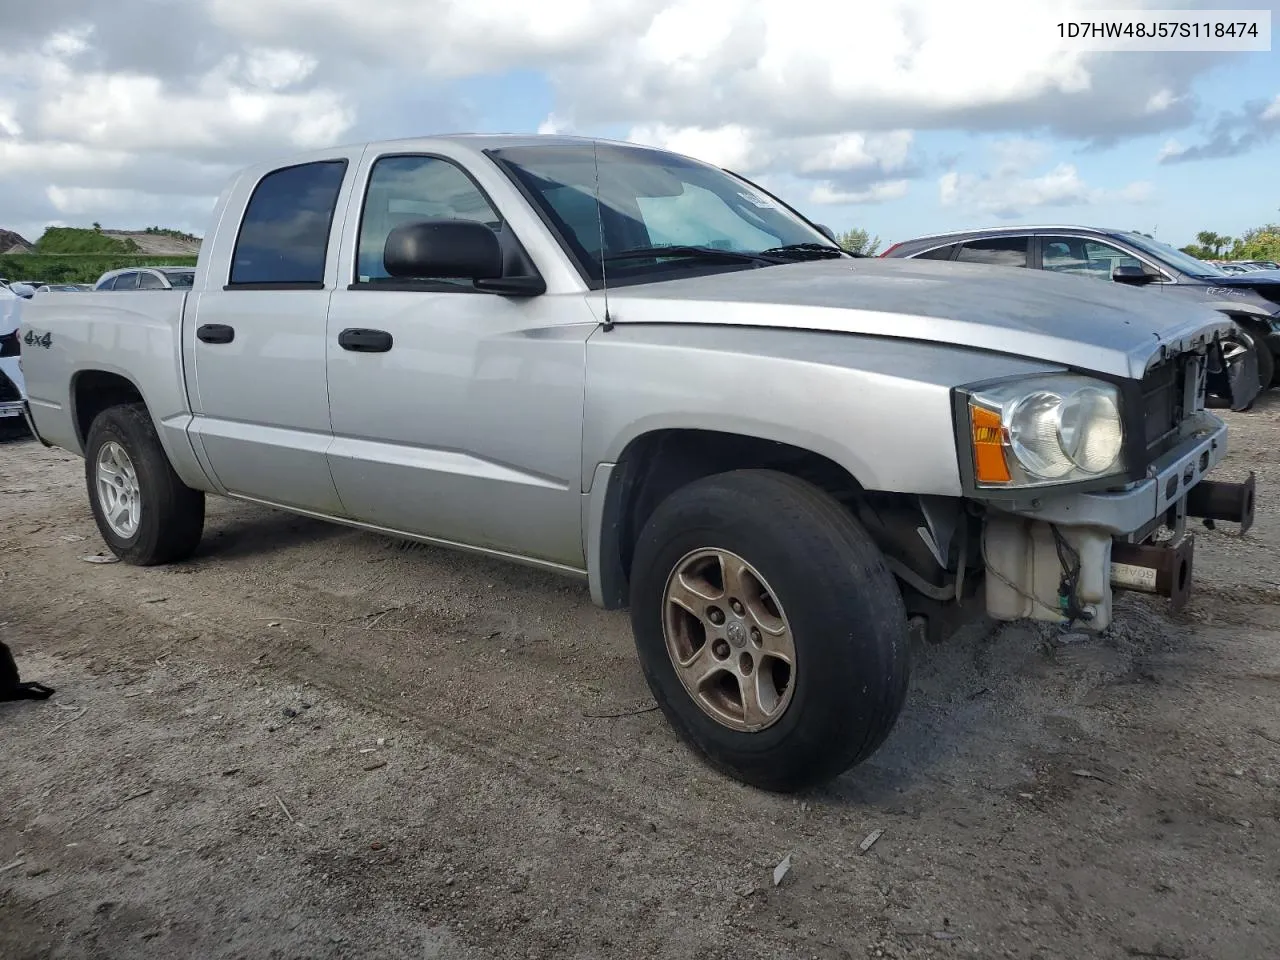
[17,134,1259,791]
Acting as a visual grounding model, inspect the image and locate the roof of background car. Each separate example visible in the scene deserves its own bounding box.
[897,224,1132,243]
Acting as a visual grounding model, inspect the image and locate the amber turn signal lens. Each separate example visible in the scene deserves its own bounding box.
[970,403,1012,484]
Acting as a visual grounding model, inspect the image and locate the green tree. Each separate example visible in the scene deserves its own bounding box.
[835,227,881,256]
[1194,230,1232,257]
[1229,224,1280,261]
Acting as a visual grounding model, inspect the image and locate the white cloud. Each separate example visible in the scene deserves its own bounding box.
[0,23,356,238]
[41,26,92,59]
[938,140,1153,218]
[627,123,759,171]
[240,48,319,91]
[798,132,913,175]
[207,0,668,76]
[1262,94,1280,122]
[989,138,1050,176]
[626,124,916,196]
[1156,138,1185,162]
[536,113,572,135]
[810,180,910,205]
[46,185,219,227]
[0,0,1249,240]
[36,57,351,155]
[197,0,1212,142]
[0,100,21,138]
[1145,89,1178,114]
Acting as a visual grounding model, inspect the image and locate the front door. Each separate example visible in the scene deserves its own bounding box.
[1038,235,1164,284]
[324,151,593,567]
[186,156,355,514]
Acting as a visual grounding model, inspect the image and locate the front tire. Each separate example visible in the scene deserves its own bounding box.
[629,469,911,792]
[84,403,205,565]
[1226,324,1274,396]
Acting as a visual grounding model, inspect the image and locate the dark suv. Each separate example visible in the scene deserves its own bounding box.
[881,226,1280,394]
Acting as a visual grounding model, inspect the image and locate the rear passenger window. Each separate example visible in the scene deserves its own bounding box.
[113,272,139,290]
[229,160,348,287]
[914,243,958,260]
[137,271,164,289]
[955,236,1029,267]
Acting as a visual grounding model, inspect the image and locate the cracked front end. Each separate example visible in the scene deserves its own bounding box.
[953,339,1256,631]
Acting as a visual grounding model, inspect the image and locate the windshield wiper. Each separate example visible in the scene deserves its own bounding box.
[601,245,782,265]
[758,242,854,260]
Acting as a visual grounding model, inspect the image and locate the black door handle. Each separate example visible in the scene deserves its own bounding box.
[196,324,235,344]
[338,328,393,353]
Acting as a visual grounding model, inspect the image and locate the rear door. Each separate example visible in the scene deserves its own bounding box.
[953,235,1032,268]
[185,152,361,514]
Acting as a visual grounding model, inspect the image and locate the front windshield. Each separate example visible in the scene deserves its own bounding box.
[1120,232,1224,277]
[488,142,838,285]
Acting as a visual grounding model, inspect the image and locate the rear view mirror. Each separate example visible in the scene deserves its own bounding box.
[384,219,503,280]
[1112,264,1154,285]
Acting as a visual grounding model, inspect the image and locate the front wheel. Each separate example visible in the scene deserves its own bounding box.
[629,469,911,792]
[84,402,205,565]
[1223,325,1274,396]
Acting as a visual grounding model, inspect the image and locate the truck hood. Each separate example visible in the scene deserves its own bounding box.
[604,257,1235,379]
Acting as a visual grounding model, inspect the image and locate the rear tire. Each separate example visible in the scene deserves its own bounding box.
[628,469,911,792]
[84,402,205,565]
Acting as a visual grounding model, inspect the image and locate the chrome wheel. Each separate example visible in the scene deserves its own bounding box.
[661,547,797,732]
[96,440,141,539]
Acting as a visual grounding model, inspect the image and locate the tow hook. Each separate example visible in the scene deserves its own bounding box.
[1185,472,1255,535]
[1110,535,1195,614]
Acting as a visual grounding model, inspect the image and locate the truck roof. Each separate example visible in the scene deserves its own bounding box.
[224,133,703,186]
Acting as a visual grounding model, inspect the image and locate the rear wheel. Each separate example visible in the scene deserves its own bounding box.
[628,469,911,792]
[84,403,205,565]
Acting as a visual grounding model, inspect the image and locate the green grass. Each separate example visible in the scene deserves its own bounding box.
[0,254,198,285]
[34,227,140,255]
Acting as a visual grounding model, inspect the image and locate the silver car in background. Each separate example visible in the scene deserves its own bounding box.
[94,266,196,291]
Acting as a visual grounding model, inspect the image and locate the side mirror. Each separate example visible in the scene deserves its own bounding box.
[1112,264,1154,285]
[384,219,503,281]
[814,223,838,242]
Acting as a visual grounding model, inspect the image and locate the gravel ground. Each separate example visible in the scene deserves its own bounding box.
[2,396,1278,960]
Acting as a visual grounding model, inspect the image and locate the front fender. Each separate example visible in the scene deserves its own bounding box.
[581,323,1063,497]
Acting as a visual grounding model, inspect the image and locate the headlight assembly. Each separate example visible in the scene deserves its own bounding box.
[963,376,1125,488]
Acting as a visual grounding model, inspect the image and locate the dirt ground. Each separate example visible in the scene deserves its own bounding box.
[2,397,1278,960]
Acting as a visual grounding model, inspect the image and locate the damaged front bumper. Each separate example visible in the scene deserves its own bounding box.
[983,412,1255,630]
[0,356,27,424]
[0,356,43,442]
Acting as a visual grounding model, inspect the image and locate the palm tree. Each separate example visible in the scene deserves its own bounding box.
[1195,231,1232,257]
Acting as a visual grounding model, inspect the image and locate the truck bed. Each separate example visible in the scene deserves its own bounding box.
[20,289,191,458]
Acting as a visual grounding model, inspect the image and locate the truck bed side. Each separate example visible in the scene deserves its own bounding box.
[19,290,213,491]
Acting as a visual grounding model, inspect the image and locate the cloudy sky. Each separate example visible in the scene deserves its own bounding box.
[1,0,1277,250]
